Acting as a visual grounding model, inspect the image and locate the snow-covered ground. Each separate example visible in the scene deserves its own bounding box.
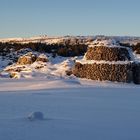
[0,36,88,44]
[0,37,140,140]
[1,54,76,79]
[0,78,140,140]
[0,35,140,45]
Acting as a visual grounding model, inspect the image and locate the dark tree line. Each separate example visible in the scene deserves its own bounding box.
[0,42,88,57]
[120,42,140,54]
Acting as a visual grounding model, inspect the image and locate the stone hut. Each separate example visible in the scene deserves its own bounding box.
[73,39,140,84]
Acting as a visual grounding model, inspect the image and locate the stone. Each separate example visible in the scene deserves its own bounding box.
[27,112,44,121]
[73,62,133,83]
[36,54,49,62]
[72,39,137,83]
[85,46,131,61]
[17,52,37,65]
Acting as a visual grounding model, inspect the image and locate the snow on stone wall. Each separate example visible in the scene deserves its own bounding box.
[73,39,138,83]
[85,46,132,61]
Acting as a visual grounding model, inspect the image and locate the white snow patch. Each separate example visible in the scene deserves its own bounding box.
[76,59,133,64]
[0,78,139,140]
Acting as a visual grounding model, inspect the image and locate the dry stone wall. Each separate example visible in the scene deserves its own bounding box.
[73,39,140,84]
[73,62,133,83]
[85,46,131,61]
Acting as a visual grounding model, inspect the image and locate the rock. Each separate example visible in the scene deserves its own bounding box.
[66,70,73,76]
[5,65,26,73]
[17,53,49,65]
[27,112,44,121]
[36,54,49,62]
[10,72,21,79]
[17,52,37,65]
[132,62,140,84]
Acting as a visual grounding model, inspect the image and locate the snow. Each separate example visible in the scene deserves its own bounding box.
[0,36,86,44]
[2,55,75,79]
[81,39,135,63]
[88,39,132,51]
[0,36,140,140]
[76,59,133,64]
[89,39,117,47]
[37,54,47,59]
[0,56,12,70]
[0,78,140,140]
[0,54,140,140]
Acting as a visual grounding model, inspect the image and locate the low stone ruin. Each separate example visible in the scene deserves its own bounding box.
[17,52,49,65]
[73,39,140,84]
[17,52,37,65]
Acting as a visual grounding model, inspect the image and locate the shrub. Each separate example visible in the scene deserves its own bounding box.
[0,42,88,57]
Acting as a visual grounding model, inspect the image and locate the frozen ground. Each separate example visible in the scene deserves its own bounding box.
[0,38,140,140]
[0,78,140,140]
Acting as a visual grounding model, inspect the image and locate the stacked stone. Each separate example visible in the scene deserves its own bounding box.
[85,46,131,61]
[17,52,49,65]
[73,62,132,83]
[73,39,136,83]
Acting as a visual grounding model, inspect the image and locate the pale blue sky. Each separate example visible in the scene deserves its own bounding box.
[0,0,140,38]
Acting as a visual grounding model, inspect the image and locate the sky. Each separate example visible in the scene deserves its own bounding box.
[0,0,140,38]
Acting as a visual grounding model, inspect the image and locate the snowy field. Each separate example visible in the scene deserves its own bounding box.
[0,78,140,140]
[0,37,140,140]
